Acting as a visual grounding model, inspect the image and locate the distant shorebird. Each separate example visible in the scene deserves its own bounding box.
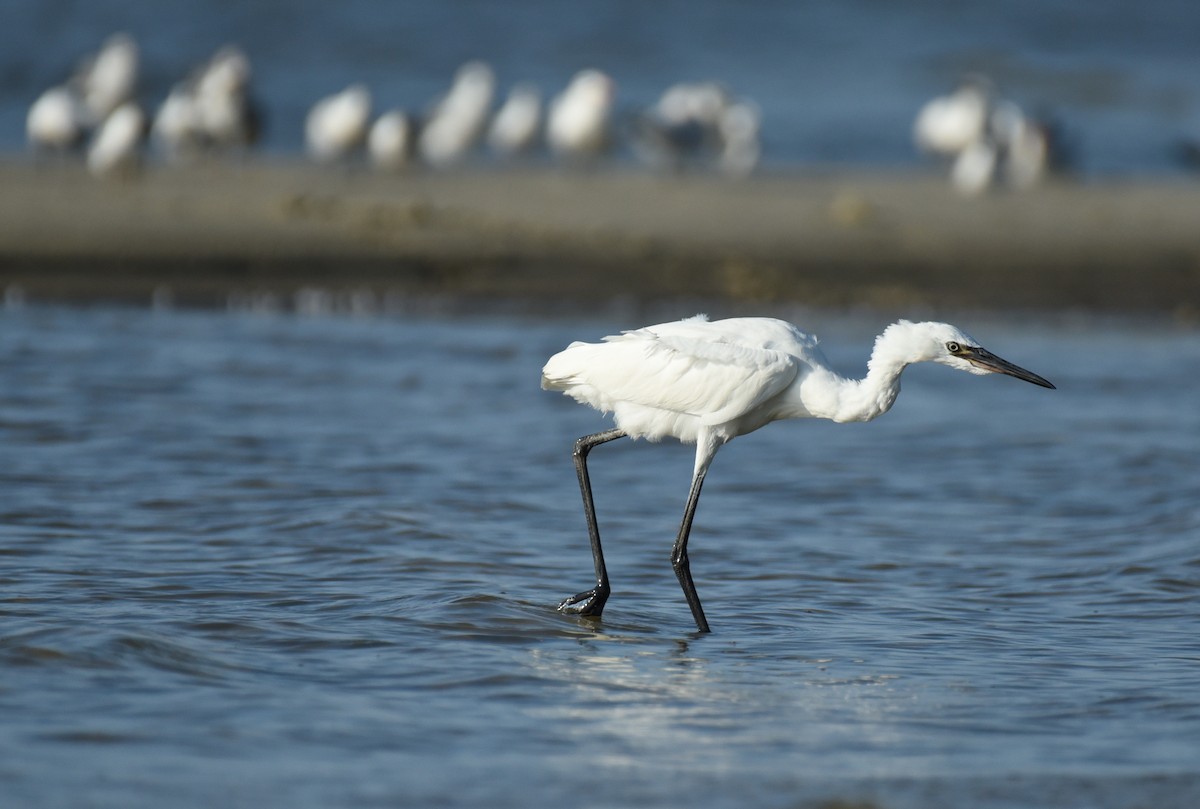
[152,82,204,159]
[27,32,138,158]
[153,45,260,160]
[418,61,496,167]
[715,99,762,177]
[79,33,139,126]
[487,82,542,158]
[916,78,1066,195]
[631,81,761,176]
[543,315,1054,632]
[368,110,414,170]
[913,77,991,158]
[546,69,616,163]
[87,101,146,178]
[306,84,372,162]
[27,85,88,155]
[631,82,728,170]
[192,46,261,152]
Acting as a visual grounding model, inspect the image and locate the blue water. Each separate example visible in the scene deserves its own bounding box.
[3,0,1200,174]
[2,301,1198,808]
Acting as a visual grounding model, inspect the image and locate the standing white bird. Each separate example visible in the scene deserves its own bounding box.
[716,99,762,177]
[418,61,496,167]
[152,82,204,159]
[487,82,542,157]
[155,46,260,161]
[27,84,88,154]
[546,69,616,163]
[306,84,372,162]
[950,137,999,196]
[193,45,260,152]
[368,110,414,170]
[87,101,146,178]
[913,77,991,157]
[542,315,1055,632]
[79,33,140,125]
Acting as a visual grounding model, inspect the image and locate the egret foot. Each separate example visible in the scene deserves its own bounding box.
[558,587,608,616]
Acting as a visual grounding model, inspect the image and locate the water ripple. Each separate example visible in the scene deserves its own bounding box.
[1,306,1198,808]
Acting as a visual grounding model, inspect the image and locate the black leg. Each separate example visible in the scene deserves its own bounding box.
[671,469,711,633]
[558,428,626,617]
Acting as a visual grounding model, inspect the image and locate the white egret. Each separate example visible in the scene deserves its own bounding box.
[542,315,1055,632]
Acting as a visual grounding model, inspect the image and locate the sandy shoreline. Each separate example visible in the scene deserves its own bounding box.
[1,159,1198,313]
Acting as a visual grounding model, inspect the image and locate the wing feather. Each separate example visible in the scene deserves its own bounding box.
[543,320,800,426]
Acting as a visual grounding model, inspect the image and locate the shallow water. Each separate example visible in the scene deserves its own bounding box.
[2,303,1199,808]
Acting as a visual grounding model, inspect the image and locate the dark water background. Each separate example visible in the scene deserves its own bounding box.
[2,301,1198,807]
[3,0,1200,174]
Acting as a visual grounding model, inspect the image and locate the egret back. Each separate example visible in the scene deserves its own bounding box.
[542,316,824,443]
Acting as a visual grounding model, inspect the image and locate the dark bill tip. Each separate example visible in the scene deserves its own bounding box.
[966,347,1056,389]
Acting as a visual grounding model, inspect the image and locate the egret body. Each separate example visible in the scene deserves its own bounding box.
[542,315,1054,632]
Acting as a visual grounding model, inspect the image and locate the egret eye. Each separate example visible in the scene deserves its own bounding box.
[946,341,962,354]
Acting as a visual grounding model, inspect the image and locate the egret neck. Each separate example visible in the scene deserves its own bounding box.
[827,321,939,423]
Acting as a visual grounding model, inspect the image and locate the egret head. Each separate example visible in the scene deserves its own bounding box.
[875,321,1054,388]
[923,322,1055,388]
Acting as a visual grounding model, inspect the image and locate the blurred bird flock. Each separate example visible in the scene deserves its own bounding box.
[24,29,1082,194]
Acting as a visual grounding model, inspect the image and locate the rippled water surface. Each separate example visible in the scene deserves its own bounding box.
[2,304,1199,808]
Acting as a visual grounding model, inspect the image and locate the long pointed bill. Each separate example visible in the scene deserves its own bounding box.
[963,347,1056,389]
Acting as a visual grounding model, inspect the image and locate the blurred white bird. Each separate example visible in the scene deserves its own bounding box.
[717,99,762,177]
[949,137,999,196]
[27,85,88,154]
[632,81,761,176]
[418,61,496,167]
[194,46,260,152]
[79,33,140,126]
[913,77,991,157]
[306,84,372,162]
[916,78,1067,196]
[87,101,146,178]
[487,82,542,157]
[631,82,726,169]
[990,100,1057,190]
[546,69,616,163]
[154,46,260,161]
[368,110,414,170]
[151,82,204,160]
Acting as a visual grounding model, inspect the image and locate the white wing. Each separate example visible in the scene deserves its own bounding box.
[543,317,801,427]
